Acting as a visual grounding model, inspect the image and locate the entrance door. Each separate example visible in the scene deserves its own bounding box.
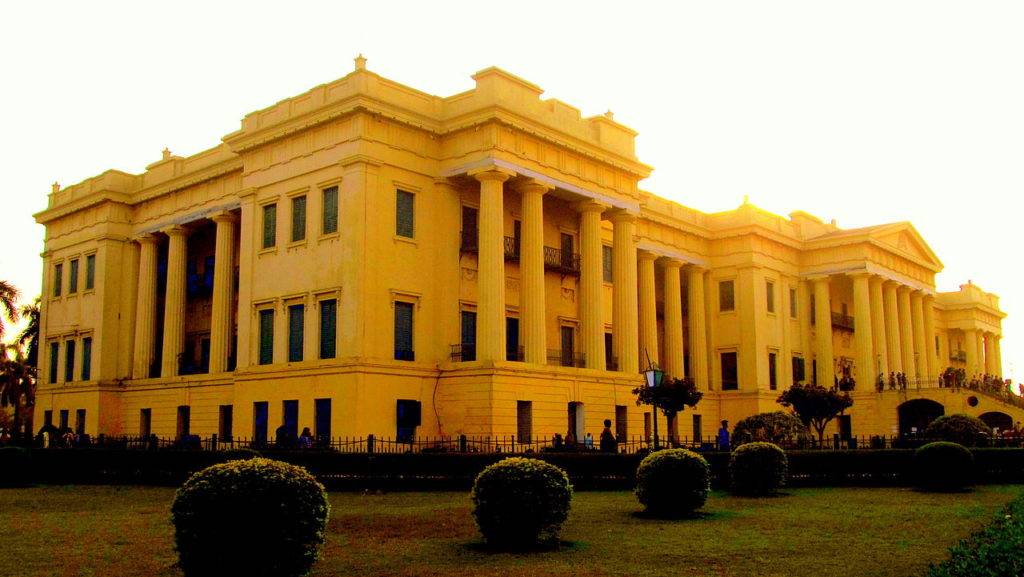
[560,326,575,367]
[567,401,584,443]
[460,311,477,361]
[506,317,520,361]
[282,400,299,439]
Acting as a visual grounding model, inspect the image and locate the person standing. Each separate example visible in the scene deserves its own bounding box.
[717,420,730,451]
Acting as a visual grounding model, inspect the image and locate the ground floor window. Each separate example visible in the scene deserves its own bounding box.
[315,398,332,443]
[219,405,233,441]
[282,400,299,442]
[792,355,806,384]
[396,399,421,442]
[721,351,738,390]
[253,402,269,446]
[568,401,584,443]
[693,414,703,443]
[139,409,151,437]
[769,351,778,390]
[176,406,190,439]
[59,409,69,431]
[75,409,86,436]
[517,400,532,443]
[615,405,628,441]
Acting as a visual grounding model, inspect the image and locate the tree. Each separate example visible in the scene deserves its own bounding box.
[0,345,37,441]
[633,377,704,427]
[732,411,808,447]
[0,280,19,342]
[16,298,40,368]
[776,383,853,444]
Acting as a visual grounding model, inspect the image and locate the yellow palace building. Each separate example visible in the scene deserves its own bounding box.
[33,57,1018,445]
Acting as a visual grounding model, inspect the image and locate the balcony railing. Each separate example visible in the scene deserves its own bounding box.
[547,349,586,368]
[950,351,967,363]
[831,312,855,331]
[459,231,521,262]
[504,236,520,261]
[450,343,476,362]
[543,246,581,276]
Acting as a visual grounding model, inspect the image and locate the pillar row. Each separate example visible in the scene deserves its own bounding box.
[578,201,606,370]
[131,235,159,379]
[161,225,188,377]
[883,282,903,374]
[869,276,889,380]
[662,260,684,379]
[850,273,874,385]
[922,294,938,381]
[517,179,551,365]
[897,287,916,380]
[910,291,927,381]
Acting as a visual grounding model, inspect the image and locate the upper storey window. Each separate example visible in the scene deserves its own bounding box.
[396,190,414,238]
[68,259,79,294]
[85,255,95,290]
[262,204,277,249]
[602,245,613,283]
[766,280,775,313]
[322,187,339,234]
[291,196,307,243]
[53,263,63,297]
[719,280,735,312]
[789,288,798,319]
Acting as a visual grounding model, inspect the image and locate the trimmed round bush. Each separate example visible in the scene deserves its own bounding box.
[219,447,261,462]
[730,442,787,496]
[914,441,974,492]
[471,457,573,546]
[635,449,710,517]
[0,446,31,487]
[171,458,330,577]
[732,411,808,447]
[924,414,992,447]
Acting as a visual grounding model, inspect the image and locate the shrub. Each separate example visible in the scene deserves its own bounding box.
[0,446,31,487]
[730,442,787,495]
[171,458,330,577]
[471,457,573,546]
[924,414,992,447]
[732,412,808,447]
[219,447,261,461]
[914,442,974,492]
[635,449,710,516]
[926,492,1024,576]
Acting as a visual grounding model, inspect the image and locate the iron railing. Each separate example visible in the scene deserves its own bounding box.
[503,236,520,261]
[831,312,855,331]
[449,343,476,362]
[547,349,586,368]
[543,246,581,276]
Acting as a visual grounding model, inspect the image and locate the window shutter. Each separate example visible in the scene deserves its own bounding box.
[262,204,277,249]
[49,342,59,383]
[288,304,304,362]
[69,260,79,293]
[258,309,274,364]
[322,187,338,234]
[85,255,95,290]
[319,299,337,359]
[602,245,613,283]
[291,196,306,242]
[81,337,92,381]
[396,190,414,238]
[53,264,62,297]
[64,340,76,382]
[394,302,414,360]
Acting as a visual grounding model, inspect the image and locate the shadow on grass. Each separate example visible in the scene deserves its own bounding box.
[462,539,584,554]
[629,509,737,521]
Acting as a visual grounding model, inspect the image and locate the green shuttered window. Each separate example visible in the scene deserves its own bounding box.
[602,245,613,283]
[81,337,92,381]
[68,259,79,293]
[64,340,76,382]
[288,304,304,362]
[49,342,59,383]
[291,196,306,242]
[85,254,95,290]
[258,309,274,365]
[262,204,277,249]
[319,299,337,359]
[322,187,338,234]
[394,301,414,360]
[53,263,63,297]
[396,190,414,238]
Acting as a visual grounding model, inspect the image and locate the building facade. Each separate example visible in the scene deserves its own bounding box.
[33,58,1017,444]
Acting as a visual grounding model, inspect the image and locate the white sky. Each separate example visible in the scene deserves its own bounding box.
[1,1,1022,382]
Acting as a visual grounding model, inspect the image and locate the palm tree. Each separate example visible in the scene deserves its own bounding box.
[17,298,40,368]
[0,280,18,342]
[0,345,36,441]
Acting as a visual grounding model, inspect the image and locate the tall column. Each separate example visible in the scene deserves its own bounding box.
[812,276,834,387]
[638,251,659,368]
[662,260,684,379]
[778,278,793,387]
[897,287,916,379]
[797,280,812,378]
[609,211,639,373]
[923,294,937,381]
[964,329,980,376]
[910,291,927,381]
[976,331,986,375]
[518,179,551,365]
[994,336,1003,376]
[850,273,874,386]
[984,333,997,374]
[688,266,709,389]
[578,201,606,370]
[883,282,903,373]
[132,235,159,379]
[209,212,238,373]
[471,168,513,362]
[869,276,889,380]
[161,225,188,377]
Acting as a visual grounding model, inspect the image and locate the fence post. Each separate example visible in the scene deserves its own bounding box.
[367,434,375,455]
[459,434,467,453]
[211,433,218,451]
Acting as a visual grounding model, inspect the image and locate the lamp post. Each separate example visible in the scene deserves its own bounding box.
[643,353,665,451]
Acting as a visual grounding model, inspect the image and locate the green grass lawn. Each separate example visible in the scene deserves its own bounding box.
[0,485,1018,577]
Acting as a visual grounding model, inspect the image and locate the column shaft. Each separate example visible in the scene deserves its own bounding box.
[209,214,237,373]
[897,287,916,379]
[869,277,889,380]
[984,333,997,374]
[132,236,159,379]
[638,252,659,367]
[798,280,812,380]
[578,202,606,370]
[923,295,937,381]
[910,291,927,381]
[472,169,513,362]
[688,267,709,389]
[518,181,550,364]
[161,226,188,377]
[610,212,639,373]
[976,331,986,375]
[994,336,1003,377]
[851,273,874,386]
[964,329,980,375]
[813,277,834,387]
[883,282,903,373]
[662,261,684,379]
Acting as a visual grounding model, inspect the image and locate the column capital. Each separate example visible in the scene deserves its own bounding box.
[846,270,872,279]
[686,263,709,274]
[513,178,553,195]
[638,249,659,262]
[606,208,638,224]
[807,274,831,284]
[135,233,160,245]
[575,200,607,214]
[661,258,684,270]
[161,224,188,237]
[469,166,515,183]
[211,211,238,225]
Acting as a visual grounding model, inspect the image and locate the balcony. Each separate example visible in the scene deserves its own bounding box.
[547,349,586,368]
[950,350,967,363]
[459,231,521,262]
[543,246,581,276]
[450,343,476,362]
[831,312,855,332]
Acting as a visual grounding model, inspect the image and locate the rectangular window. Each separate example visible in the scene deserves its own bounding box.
[219,405,233,441]
[935,335,940,356]
[81,337,92,381]
[460,310,477,362]
[506,317,520,361]
[85,254,96,290]
[53,263,63,297]
[262,203,277,249]
[396,399,421,442]
[692,414,703,443]
[75,409,86,435]
[288,304,304,362]
[720,351,738,390]
[315,398,332,442]
[769,352,778,391]
[602,245,613,283]
[64,340,76,382]
[319,299,337,359]
[461,206,479,252]
[395,190,414,238]
[282,400,299,439]
[605,332,615,370]
[258,309,274,365]
[59,409,69,431]
[291,195,307,242]
[615,405,628,441]
[176,406,191,439]
[140,409,152,437]
[810,294,816,323]
[792,356,806,384]
[790,288,798,318]
[719,280,735,312]
[644,412,652,442]
[49,342,59,383]
[517,400,533,443]
[253,401,269,446]
[322,187,339,234]
[766,280,775,313]
[560,326,575,367]
[68,259,79,294]
[394,301,414,360]
[43,410,53,427]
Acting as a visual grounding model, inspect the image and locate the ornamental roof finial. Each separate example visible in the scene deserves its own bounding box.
[355,54,367,71]
[51,182,60,194]
[162,148,172,160]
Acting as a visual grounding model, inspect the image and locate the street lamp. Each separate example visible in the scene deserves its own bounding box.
[644,361,665,450]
